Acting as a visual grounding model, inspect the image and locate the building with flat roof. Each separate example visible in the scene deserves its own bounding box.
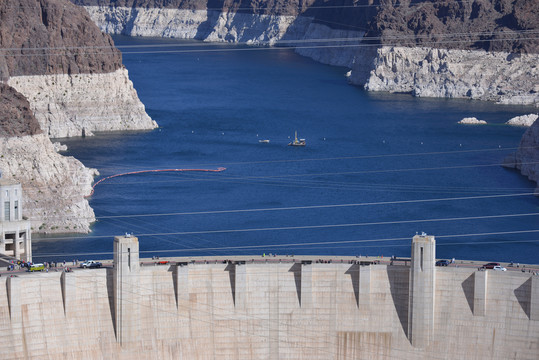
[0,177,31,262]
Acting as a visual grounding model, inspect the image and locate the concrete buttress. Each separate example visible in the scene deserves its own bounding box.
[113,235,140,346]
[531,276,539,321]
[408,234,435,348]
[473,270,488,316]
[301,261,312,308]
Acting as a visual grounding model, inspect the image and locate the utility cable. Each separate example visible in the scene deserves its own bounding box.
[34,219,539,253]
[90,192,536,220]
[2,29,538,52]
[2,34,539,57]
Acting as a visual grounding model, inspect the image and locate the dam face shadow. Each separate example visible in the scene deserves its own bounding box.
[387,266,409,337]
[106,268,116,338]
[461,273,475,314]
[345,263,360,307]
[224,262,236,306]
[289,263,302,306]
[514,277,532,319]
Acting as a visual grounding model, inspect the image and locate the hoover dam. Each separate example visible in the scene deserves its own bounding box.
[0,1,538,359]
[0,234,538,359]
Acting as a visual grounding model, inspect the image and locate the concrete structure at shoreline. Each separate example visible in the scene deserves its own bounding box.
[0,178,31,262]
[0,233,538,359]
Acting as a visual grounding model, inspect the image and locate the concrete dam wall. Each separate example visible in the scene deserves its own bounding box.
[0,234,538,359]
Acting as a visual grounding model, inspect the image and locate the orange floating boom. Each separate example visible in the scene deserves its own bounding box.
[85,167,226,197]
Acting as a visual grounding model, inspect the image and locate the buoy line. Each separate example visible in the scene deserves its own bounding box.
[85,167,226,197]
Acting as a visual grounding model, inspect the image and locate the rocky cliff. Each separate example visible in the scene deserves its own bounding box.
[0,84,42,137]
[7,68,156,138]
[0,134,98,233]
[0,0,157,233]
[0,0,122,80]
[76,0,538,106]
[75,0,537,55]
[504,119,539,194]
[0,85,96,233]
[1,0,157,138]
[357,45,538,105]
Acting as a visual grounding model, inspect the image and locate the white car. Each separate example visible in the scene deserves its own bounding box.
[80,260,102,269]
[493,266,507,271]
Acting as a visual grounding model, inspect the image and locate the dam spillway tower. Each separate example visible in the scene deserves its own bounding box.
[113,234,140,346]
[0,178,31,262]
[408,233,435,348]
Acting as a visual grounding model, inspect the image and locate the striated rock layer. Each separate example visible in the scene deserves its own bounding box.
[75,0,538,56]
[7,68,157,138]
[0,133,97,233]
[84,6,309,44]
[0,0,158,138]
[356,45,539,106]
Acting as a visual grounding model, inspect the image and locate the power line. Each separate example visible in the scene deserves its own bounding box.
[33,212,539,243]
[84,160,539,191]
[9,145,534,196]
[76,157,538,198]
[91,192,535,220]
[88,145,532,168]
[32,229,539,258]
[3,35,538,58]
[2,29,537,53]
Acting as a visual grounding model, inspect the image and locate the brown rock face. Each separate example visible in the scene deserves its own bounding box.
[0,0,122,80]
[362,0,539,54]
[0,83,42,137]
[74,0,538,53]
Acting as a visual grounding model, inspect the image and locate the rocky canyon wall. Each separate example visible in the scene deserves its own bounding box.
[7,68,156,138]
[0,84,96,233]
[0,0,157,233]
[78,0,539,107]
[0,133,97,233]
[504,119,539,194]
[358,45,539,106]
[0,0,157,137]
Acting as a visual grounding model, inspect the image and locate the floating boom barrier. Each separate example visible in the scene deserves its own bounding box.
[85,167,226,197]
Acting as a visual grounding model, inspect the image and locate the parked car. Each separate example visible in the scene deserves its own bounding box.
[80,260,102,269]
[493,266,507,271]
[482,262,500,269]
[28,263,45,272]
[436,260,450,266]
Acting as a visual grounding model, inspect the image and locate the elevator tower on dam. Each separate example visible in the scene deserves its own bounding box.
[0,177,31,262]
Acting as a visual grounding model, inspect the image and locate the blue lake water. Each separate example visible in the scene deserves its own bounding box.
[33,36,539,264]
